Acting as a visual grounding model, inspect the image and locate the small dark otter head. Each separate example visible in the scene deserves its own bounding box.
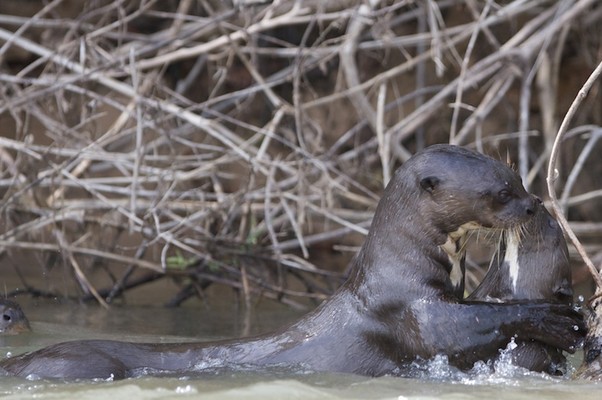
[409,145,536,232]
[0,299,31,335]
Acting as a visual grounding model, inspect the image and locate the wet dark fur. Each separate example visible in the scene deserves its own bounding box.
[0,145,585,380]
[468,203,572,374]
[0,300,30,335]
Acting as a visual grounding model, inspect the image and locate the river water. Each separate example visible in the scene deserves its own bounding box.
[0,299,600,399]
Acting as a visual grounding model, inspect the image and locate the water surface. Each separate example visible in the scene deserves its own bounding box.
[0,300,600,399]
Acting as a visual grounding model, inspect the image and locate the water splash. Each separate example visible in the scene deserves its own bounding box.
[394,339,568,386]
[466,339,568,385]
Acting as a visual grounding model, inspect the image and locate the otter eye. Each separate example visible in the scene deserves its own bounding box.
[497,189,512,204]
[3,314,10,322]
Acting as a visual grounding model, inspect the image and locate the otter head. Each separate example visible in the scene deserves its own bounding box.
[504,202,572,302]
[0,300,31,335]
[412,145,536,234]
[365,145,536,296]
[470,201,572,304]
[382,145,537,296]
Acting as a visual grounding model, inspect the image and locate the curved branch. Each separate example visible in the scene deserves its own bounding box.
[546,60,602,293]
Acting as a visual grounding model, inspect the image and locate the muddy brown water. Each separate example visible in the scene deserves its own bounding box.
[0,299,600,400]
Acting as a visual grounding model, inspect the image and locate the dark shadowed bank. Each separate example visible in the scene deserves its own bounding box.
[0,1,600,315]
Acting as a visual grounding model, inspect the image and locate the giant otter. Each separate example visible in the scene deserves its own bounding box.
[468,202,572,374]
[0,299,31,335]
[0,145,585,380]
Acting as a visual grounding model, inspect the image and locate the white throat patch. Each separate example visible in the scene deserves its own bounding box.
[504,230,520,291]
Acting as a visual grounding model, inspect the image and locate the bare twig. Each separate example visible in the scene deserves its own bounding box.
[54,229,109,309]
[547,60,602,292]
[0,0,600,306]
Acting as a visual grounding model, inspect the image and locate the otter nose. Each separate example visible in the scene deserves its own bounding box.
[525,196,538,216]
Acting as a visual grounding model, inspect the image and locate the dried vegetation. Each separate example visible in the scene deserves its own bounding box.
[0,0,601,308]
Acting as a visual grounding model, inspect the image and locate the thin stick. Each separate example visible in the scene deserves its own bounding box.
[546,60,602,292]
[53,229,110,309]
[0,239,163,272]
[449,0,491,142]
[340,2,380,135]
[559,129,602,213]
[376,83,390,187]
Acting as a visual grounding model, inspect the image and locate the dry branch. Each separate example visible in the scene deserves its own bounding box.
[0,0,600,307]
[546,60,602,292]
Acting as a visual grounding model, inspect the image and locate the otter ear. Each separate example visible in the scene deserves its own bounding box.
[420,176,440,194]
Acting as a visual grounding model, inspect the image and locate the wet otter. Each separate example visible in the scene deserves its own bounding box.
[0,299,31,335]
[468,202,572,374]
[0,145,585,380]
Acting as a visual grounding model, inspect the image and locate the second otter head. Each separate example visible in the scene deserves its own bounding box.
[0,299,31,335]
[409,145,536,233]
